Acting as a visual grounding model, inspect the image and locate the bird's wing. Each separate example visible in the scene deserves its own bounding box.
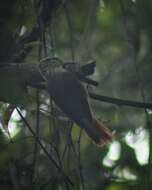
[48,71,93,126]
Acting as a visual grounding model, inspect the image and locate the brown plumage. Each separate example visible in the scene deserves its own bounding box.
[47,68,113,147]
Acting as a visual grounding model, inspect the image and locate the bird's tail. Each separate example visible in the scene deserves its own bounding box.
[84,118,113,147]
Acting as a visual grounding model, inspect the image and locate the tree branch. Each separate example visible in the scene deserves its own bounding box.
[89,92,152,110]
[15,107,73,186]
[1,62,152,110]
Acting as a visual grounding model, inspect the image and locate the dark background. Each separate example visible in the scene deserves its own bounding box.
[0,0,152,189]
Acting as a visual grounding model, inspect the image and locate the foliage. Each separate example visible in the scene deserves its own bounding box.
[0,0,152,190]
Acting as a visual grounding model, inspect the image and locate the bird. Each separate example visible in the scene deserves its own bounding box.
[47,67,113,147]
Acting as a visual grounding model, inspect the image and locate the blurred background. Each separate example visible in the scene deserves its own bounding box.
[0,0,152,189]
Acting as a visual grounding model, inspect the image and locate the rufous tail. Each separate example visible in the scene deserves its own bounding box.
[84,119,113,147]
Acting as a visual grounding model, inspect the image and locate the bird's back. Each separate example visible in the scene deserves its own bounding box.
[47,70,93,126]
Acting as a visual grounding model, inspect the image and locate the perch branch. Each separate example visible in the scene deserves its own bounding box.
[89,92,152,110]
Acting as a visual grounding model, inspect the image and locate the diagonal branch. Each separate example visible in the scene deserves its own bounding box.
[15,107,73,186]
[89,92,152,110]
[1,62,152,110]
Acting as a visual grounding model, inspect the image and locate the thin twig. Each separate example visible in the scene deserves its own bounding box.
[31,90,40,188]
[63,3,75,61]
[9,161,20,190]
[15,107,73,186]
[77,129,85,190]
